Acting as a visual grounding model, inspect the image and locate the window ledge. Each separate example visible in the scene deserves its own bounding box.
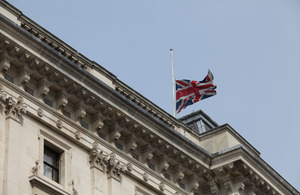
[29,175,71,195]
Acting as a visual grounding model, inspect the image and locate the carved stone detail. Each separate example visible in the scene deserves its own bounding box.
[75,131,81,140]
[37,108,44,117]
[89,142,108,172]
[0,84,7,101]
[159,182,165,191]
[143,173,149,181]
[1,95,27,121]
[106,153,125,181]
[72,180,78,195]
[0,53,11,72]
[56,119,63,128]
[31,160,39,175]
[126,163,133,172]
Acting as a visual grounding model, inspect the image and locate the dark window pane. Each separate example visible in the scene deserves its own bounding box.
[179,182,185,189]
[132,153,139,160]
[80,120,89,130]
[44,146,60,183]
[147,162,155,171]
[43,98,53,107]
[4,73,14,83]
[25,86,34,96]
[115,142,123,151]
[62,109,71,119]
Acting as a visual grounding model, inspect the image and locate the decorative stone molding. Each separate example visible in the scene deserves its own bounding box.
[174,166,185,183]
[56,120,63,128]
[38,78,51,98]
[75,101,88,121]
[0,53,11,72]
[159,182,165,191]
[159,157,169,174]
[111,131,121,142]
[57,91,70,111]
[193,181,199,192]
[0,95,27,121]
[106,153,125,181]
[126,163,133,172]
[0,84,6,101]
[37,108,44,117]
[71,180,78,195]
[95,120,104,130]
[89,142,108,172]
[74,131,81,140]
[143,149,153,164]
[143,173,149,181]
[31,160,39,175]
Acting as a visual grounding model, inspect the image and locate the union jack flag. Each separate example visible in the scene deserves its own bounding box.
[176,70,217,114]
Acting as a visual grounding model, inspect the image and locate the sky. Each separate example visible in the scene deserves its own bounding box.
[5,0,300,191]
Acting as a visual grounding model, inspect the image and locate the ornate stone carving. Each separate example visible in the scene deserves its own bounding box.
[106,153,125,181]
[55,119,62,128]
[0,54,11,72]
[72,180,78,195]
[31,160,39,175]
[126,163,133,172]
[0,84,6,101]
[96,120,104,130]
[37,108,44,117]
[20,74,30,85]
[193,182,199,192]
[75,131,81,140]
[159,182,165,191]
[111,131,121,143]
[143,173,149,181]
[129,141,137,151]
[1,96,27,120]
[89,142,108,171]
[160,162,169,173]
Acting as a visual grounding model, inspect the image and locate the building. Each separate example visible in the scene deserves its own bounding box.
[0,1,299,194]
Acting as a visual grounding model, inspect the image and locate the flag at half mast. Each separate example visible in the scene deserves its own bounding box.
[175,70,217,114]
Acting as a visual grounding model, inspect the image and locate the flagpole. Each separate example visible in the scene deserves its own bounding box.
[170,48,176,117]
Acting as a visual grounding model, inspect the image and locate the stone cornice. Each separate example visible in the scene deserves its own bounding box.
[0,0,211,139]
[210,145,299,195]
[0,15,212,165]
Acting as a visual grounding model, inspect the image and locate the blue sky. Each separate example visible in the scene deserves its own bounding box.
[6,0,300,191]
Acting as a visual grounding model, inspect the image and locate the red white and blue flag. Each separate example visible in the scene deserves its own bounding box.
[176,70,217,114]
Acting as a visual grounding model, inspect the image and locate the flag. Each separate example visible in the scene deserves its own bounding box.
[175,70,217,114]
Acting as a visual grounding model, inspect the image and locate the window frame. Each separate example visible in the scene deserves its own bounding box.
[43,143,61,183]
[38,129,71,189]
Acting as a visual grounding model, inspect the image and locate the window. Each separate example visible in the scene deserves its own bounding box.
[163,172,170,180]
[147,162,155,171]
[62,109,71,119]
[43,145,60,183]
[43,97,53,107]
[179,182,185,190]
[4,73,14,83]
[132,152,139,161]
[115,142,123,151]
[98,131,106,140]
[80,120,89,130]
[25,85,34,96]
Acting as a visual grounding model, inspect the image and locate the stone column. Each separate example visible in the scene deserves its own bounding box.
[106,153,125,195]
[1,95,26,194]
[89,142,109,195]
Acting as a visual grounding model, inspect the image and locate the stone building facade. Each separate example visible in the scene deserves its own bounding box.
[0,1,298,194]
